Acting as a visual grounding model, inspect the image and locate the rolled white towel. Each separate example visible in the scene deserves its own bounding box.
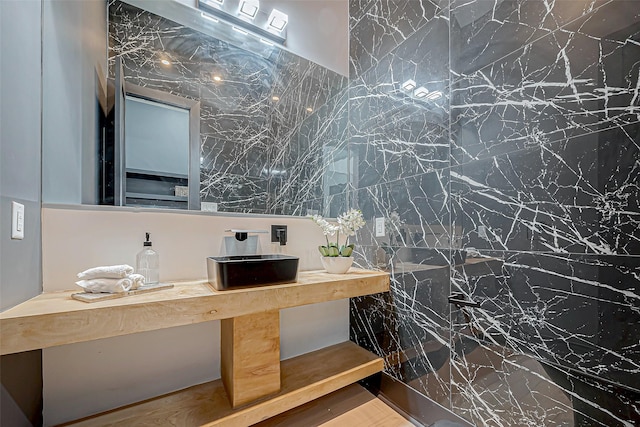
[76,277,133,294]
[77,265,134,280]
[129,273,146,290]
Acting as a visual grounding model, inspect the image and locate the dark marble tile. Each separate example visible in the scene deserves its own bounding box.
[349,0,444,78]
[349,17,450,188]
[451,124,640,254]
[350,246,453,408]
[109,1,346,216]
[451,1,640,164]
[450,0,608,76]
[354,170,451,249]
[349,0,375,29]
[449,332,578,426]
[451,252,640,391]
[199,170,268,213]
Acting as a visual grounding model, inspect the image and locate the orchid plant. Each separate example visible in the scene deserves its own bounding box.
[310,209,366,257]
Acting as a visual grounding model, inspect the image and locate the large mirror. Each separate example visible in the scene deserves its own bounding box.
[42,0,349,216]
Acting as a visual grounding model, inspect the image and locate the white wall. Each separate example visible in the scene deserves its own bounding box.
[0,2,44,424]
[0,0,43,313]
[41,205,349,425]
[42,0,107,205]
[262,0,349,76]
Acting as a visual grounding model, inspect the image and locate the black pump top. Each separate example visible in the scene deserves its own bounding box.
[144,232,152,246]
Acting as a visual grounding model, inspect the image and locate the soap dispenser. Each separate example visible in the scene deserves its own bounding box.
[136,232,159,285]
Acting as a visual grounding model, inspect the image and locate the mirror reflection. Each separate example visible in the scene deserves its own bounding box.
[42,0,349,216]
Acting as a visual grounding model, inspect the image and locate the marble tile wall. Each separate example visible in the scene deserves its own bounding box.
[108,0,347,215]
[348,1,640,426]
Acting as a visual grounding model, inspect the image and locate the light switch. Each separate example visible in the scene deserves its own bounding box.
[375,217,385,237]
[11,201,25,240]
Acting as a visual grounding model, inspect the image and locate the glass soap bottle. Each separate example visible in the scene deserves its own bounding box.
[136,232,159,285]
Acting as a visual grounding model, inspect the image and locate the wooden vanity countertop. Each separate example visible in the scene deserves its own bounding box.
[0,269,389,355]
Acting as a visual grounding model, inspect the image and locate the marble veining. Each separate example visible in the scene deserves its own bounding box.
[349,1,640,426]
[109,0,347,214]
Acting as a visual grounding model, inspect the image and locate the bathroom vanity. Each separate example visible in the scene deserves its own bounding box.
[0,269,389,426]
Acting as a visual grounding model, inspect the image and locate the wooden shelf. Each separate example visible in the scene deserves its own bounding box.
[0,269,389,355]
[61,341,384,427]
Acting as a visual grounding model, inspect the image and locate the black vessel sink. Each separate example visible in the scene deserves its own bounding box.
[207,254,299,290]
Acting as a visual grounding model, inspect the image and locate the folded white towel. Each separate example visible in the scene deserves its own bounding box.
[77,265,134,280]
[129,273,146,290]
[76,277,133,294]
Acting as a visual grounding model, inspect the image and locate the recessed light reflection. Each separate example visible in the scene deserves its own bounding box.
[271,96,280,101]
[232,26,248,35]
[401,79,416,91]
[160,59,171,66]
[413,87,429,98]
[213,75,222,82]
[200,12,219,23]
[305,107,313,113]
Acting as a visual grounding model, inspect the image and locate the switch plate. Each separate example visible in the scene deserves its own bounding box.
[375,217,385,237]
[11,201,25,240]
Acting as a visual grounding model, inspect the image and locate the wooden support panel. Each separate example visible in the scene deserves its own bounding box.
[62,341,383,427]
[221,311,281,407]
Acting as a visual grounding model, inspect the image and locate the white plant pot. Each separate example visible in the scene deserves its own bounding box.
[320,256,354,274]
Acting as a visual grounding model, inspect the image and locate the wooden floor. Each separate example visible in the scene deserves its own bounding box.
[254,384,414,427]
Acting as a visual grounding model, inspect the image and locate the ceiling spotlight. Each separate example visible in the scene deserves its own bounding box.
[268,9,288,32]
[271,96,280,101]
[401,79,416,91]
[213,75,222,82]
[414,87,429,98]
[232,26,248,35]
[306,107,313,113]
[426,90,443,100]
[239,0,259,20]
[160,59,171,66]
[200,12,219,23]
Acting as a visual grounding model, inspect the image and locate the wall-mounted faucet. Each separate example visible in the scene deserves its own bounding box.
[271,225,287,246]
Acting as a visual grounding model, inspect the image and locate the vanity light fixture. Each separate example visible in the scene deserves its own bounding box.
[413,86,429,98]
[239,0,259,20]
[201,0,224,6]
[267,9,288,32]
[232,26,248,35]
[401,79,416,91]
[200,12,219,23]
[197,0,287,46]
[426,90,443,100]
